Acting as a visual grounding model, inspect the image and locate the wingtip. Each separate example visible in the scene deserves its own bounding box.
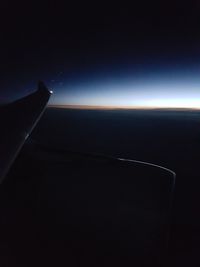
[38,81,53,94]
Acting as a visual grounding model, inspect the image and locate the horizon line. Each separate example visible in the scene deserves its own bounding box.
[48,104,200,111]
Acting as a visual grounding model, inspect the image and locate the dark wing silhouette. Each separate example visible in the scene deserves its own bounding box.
[0,89,176,266]
[0,82,52,182]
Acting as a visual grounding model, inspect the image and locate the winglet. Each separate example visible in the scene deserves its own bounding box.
[38,81,53,94]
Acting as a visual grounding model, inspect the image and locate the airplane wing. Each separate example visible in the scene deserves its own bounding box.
[0,82,52,183]
[0,91,176,266]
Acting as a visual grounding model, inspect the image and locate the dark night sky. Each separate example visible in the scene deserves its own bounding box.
[1,1,200,107]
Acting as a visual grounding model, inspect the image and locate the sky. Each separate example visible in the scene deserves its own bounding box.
[1,1,200,108]
[49,63,200,108]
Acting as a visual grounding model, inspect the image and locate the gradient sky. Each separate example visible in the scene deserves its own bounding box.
[48,61,200,108]
[1,1,200,109]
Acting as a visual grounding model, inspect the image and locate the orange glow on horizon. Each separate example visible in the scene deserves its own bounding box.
[48,104,200,111]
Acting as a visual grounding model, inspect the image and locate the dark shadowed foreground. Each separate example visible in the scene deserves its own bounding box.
[0,149,174,266]
[1,108,200,266]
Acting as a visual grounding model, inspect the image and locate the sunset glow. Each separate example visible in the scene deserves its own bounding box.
[49,74,200,109]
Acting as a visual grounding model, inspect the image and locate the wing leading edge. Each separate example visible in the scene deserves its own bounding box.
[0,82,52,183]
